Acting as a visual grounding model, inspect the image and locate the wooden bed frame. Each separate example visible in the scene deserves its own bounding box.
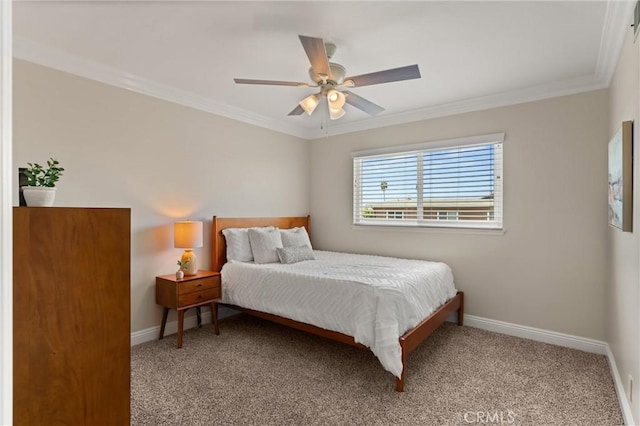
[211,215,464,392]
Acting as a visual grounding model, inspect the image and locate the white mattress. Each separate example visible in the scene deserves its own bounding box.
[221,250,457,378]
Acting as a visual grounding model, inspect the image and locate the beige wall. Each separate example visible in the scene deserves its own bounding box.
[12,59,310,332]
[607,29,639,421]
[310,90,609,340]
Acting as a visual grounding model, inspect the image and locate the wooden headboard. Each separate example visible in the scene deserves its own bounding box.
[211,215,311,272]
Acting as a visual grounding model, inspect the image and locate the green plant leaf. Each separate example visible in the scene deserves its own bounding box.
[23,158,63,187]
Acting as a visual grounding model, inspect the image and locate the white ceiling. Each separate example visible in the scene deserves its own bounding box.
[13,1,634,139]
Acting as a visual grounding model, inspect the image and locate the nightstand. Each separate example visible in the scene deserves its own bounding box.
[156,270,221,348]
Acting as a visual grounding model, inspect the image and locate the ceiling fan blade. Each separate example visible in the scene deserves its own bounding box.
[234,78,308,87]
[343,91,385,116]
[298,35,332,79]
[288,105,305,116]
[345,64,421,87]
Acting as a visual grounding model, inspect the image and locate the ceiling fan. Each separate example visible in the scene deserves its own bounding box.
[234,35,421,120]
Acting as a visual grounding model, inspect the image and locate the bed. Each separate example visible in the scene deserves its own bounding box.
[211,215,464,391]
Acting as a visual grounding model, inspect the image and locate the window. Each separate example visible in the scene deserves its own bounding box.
[437,211,459,221]
[353,133,503,230]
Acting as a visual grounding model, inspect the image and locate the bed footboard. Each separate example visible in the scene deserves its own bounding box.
[395,291,464,392]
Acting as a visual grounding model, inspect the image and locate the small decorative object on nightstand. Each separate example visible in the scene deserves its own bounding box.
[175,259,188,279]
[156,270,221,348]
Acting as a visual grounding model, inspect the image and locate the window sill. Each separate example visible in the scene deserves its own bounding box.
[352,223,506,236]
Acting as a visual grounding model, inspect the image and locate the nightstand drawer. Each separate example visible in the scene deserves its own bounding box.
[179,276,220,295]
[178,287,220,307]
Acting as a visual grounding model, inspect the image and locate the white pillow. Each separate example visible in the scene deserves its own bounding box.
[248,228,283,264]
[276,245,315,264]
[280,227,312,250]
[222,226,274,262]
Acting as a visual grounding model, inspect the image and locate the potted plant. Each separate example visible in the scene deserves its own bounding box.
[22,158,64,207]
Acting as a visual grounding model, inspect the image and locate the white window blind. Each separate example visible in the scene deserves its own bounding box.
[353,133,503,230]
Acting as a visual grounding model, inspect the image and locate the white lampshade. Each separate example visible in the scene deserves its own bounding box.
[327,89,346,120]
[327,89,346,109]
[329,107,345,120]
[299,94,320,115]
[174,221,203,249]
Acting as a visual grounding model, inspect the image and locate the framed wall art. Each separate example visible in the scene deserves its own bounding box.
[608,120,633,232]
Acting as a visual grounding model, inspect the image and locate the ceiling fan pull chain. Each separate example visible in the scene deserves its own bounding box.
[322,96,329,137]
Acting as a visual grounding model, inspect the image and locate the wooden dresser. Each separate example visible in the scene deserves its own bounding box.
[13,207,131,425]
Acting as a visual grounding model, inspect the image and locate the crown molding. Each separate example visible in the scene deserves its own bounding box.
[13,0,634,141]
[596,0,635,85]
[310,73,608,139]
[13,37,312,140]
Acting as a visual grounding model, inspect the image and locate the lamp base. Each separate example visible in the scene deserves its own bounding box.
[181,250,198,276]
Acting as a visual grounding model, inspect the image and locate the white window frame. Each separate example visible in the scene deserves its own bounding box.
[353,133,504,230]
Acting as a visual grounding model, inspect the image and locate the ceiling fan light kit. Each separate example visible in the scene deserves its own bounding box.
[234,35,422,121]
[300,93,320,115]
[327,89,346,120]
[327,89,344,106]
[329,106,345,120]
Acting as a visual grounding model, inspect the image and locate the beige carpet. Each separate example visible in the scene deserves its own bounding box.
[131,315,623,425]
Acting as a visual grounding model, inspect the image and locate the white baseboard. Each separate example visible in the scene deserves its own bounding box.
[606,344,635,426]
[464,314,634,425]
[130,310,635,424]
[130,306,236,346]
[464,314,607,354]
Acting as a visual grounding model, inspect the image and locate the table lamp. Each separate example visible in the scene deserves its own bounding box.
[174,220,203,276]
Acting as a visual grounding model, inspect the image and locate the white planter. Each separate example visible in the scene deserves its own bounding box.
[22,186,56,207]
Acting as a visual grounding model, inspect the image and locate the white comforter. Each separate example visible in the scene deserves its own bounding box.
[221,250,457,378]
